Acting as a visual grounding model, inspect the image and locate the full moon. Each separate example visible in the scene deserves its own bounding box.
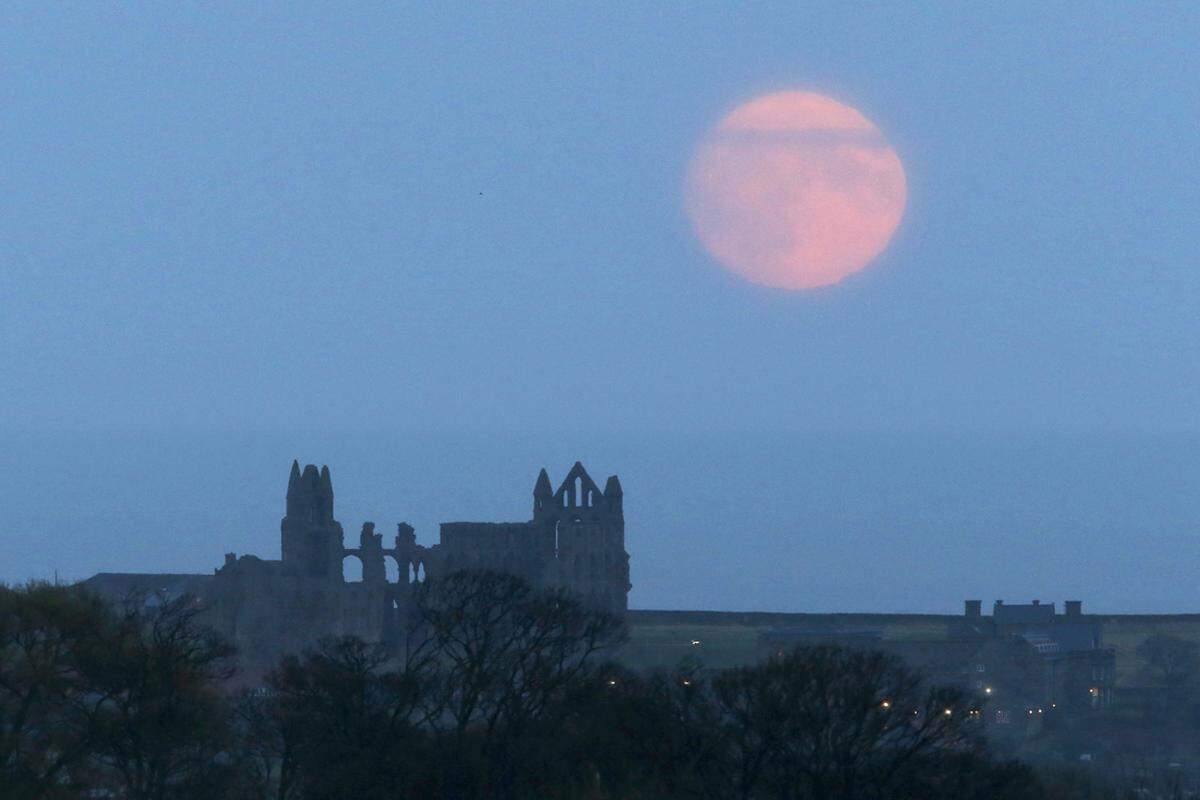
[685,91,907,290]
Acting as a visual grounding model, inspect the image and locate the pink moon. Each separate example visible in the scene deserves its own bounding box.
[685,91,907,290]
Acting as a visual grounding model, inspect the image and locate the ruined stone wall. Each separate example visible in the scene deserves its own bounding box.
[437,521,555,584]
[85,459,632,674]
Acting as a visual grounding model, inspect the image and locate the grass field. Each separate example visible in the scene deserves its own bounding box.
[618,611,954,672]
[1099,617,1200,685]
[621,611,1200,687]
[617,623,762,670]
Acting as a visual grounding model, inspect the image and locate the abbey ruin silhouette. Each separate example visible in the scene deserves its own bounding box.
[86,460,631,667]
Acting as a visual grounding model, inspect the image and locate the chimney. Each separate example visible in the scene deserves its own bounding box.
[1065,600,1082,617]
[965,600,982,618]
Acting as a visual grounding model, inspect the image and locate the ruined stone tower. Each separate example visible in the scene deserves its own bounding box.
[439,461,631,614]
[536,462,629,613]
[281,461,345,580]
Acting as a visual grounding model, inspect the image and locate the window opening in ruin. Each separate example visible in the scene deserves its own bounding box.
[385,556,400,584]
[342,554,363,583]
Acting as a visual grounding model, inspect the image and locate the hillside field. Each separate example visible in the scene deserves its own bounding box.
[621,611,1200,687]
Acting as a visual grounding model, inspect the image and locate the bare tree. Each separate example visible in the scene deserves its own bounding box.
[232,686,304,800]
[415,570,625,736]
[0,583,111,799]
[414,569,625,798]
[80,592,238,800]
[252,636,428,800]
[712,646,982,800]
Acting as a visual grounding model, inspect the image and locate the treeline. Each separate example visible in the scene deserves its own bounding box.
[1,573,1101,800]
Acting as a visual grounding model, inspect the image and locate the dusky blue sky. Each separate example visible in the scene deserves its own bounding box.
[1,5,1198,611]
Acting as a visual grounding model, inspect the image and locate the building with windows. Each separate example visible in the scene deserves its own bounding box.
[950,599,1115,712]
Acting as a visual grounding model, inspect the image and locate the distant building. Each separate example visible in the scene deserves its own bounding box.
[84,460,631,671]
[951,599,1114,711]
[759,598,1114,726]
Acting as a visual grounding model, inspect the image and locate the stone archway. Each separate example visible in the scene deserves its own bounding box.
[384,553,402,584]
[342,553,363,583]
